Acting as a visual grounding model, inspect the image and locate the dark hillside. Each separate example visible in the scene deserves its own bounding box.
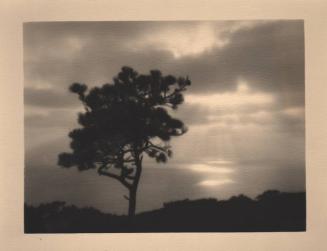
[25,190,306,233]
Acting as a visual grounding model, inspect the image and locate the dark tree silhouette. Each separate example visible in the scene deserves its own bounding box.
[58,66,191,217]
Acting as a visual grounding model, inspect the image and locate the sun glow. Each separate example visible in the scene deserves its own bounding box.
[186,81,274,109]
[207,160,234,165]
[128,21,265,59]
[158,24,226,58]
[130,23,227,58]
[198,179,234,187]
[190,164,234,174]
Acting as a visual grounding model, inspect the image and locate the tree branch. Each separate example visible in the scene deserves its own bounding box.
[144,140,168,153]
[98,165,132,189]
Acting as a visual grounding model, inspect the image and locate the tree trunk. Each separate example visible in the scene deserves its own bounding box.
[127,153,143,218]
[128,187,137,218]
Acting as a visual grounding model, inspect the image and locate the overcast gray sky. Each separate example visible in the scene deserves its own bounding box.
[24,21,305,213]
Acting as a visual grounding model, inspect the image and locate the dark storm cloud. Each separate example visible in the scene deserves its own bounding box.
[24,22,176,99]
[24,21,305,165]
[165,21,304,105]
[24,87,80,108]
[24,21,196,45]
[24,108,78,128]
[24,20,304,111]
[23,20,305,149]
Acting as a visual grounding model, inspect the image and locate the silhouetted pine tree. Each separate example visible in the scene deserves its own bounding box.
[58,66,191,217]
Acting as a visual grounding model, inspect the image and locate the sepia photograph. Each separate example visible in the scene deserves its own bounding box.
[24,20,305,233]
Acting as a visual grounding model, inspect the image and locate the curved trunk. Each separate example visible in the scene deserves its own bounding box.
[128,187,137,218]
[128,154,143,218]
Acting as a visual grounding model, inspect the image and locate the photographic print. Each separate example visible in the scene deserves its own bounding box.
[24,20,305,233]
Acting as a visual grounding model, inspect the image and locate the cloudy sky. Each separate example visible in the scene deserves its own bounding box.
[24,21,305,213]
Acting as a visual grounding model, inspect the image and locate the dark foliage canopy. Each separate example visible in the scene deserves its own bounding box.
[58,66,191,182]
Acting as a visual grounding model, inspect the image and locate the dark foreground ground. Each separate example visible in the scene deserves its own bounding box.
[25,190,305,233]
